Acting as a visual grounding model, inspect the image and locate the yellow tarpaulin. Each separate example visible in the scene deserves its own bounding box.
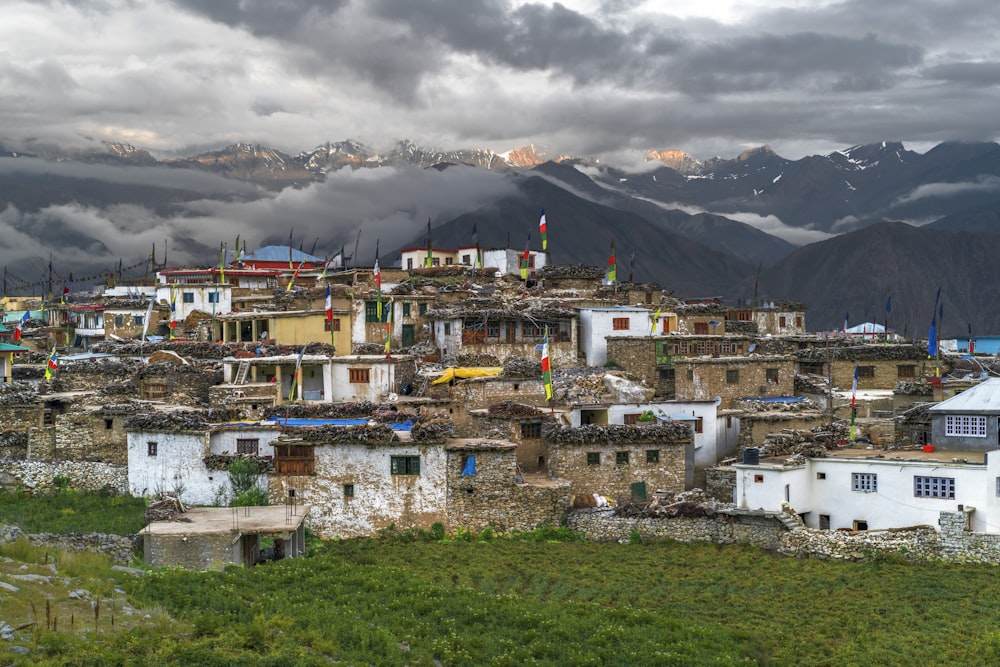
[430,367,504,385]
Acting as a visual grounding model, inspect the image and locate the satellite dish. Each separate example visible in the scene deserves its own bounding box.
[714,396,722,406]
[748,343,757,353]
[708,320,721,327]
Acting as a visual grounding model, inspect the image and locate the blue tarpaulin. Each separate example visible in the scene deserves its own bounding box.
[741,397,805,404]
[461,455,477,476]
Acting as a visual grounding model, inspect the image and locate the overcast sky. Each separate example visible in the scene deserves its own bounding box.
[3,0,999,162]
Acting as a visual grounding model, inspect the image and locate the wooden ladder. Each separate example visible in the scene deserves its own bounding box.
[234,360,250,385]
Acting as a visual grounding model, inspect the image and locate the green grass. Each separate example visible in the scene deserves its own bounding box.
[0,489,146,535]
[5,506,1000,665]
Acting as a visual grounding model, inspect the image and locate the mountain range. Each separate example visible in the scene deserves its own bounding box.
[3,137,1000,337]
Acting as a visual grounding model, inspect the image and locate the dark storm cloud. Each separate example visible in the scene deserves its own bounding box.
[923,62,1000,86]
[170,0,349,40]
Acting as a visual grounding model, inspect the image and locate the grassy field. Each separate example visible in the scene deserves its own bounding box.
[0,489,146,535]
[3,493,1000,665]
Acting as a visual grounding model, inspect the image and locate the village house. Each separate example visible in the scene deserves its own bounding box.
[352,292,437,350]
[927,378,1000,451]
[577,306,655,366]
[214,309,351,351]
[794,343,932,392]
[673,355,796,409]
[428,301,577,366]
[221,353,417,404]
[103,299,162,340]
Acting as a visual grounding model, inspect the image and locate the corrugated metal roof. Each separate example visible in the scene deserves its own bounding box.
[927,378,1000,413]
[243,245,323,263]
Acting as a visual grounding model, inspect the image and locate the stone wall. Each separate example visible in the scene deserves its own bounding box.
[0,525,135,564]
[606,338,657,389]
[674,357,795,408]
[569,507,1000,564]
[0,431,28,460]
[445,446,570,531]
[144,532,237,570]
[548,439,690,503]
[0,459,127,494]
[705,466,736,503]
[29,412,127,464]
[433,378,548,410]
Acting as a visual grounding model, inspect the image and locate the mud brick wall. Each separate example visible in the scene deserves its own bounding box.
[674,357,795,408]
[445,447,570,531]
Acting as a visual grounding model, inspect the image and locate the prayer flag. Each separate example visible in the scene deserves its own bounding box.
[44,345,58,383]
[605,240,617,284]
[541,328,552,401]
[651,306,662,335]
[849,364,859,441]
[539,210,547,251]
[325,285,333,324]
[169,288,177,339]
[426,219,433,267]
[520,233,531,280]
[374,239,382,320]
[288,345,306,401]
[13,311,28,342]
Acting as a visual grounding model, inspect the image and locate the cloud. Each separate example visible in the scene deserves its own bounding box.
[0,163,518,280]
[893,175,1000,206]
[718,211,835,245]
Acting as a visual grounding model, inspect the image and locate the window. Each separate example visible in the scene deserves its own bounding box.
[857,366,875,378]
[325,318,341,332]
[913,476,955,499]
[114,315,124,326]
[615,451,629,464]
[624,413,642,425]
[726,369,740,384]
[443,323,451,335]
[694,322,709,335]
[274,445,315,474]
[520,422,542,439]
[445,257,453,265]
[851,472,877,493]
[349,368,370,384]
[461,254,471,265]
[407,258,413,270]
[694,417,703,434]
[365,301,381,322]
[134,315,144,326]
[795,316,802,328]
[207,292,220,304]
[816,472,826,480]
[819,515,830,530]
[753,474,764,483]
[343,484,355,499]
[612,317,629,331]
[646,449,659,464]
[687,369,694,382]
[147,441,157,457]
[766,368,780,384]
[522,321,543,339]
[853,520,868,531]
[897,365,916,378]
[432,258,440,267]
[182,292,194,303]
[237,438,259,456]
[418,303,427,316]
[779,316,787,327]
[403,302,411,316]
[104,418,114,430]
[391,455,421,475]
[945,415,987,437]
[587,452,600,465]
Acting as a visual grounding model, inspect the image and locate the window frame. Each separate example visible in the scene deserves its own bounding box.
[615,451,629,465]
[182,292,195,304]
[236,438,259,456]
[586,452,600,465]
[851,472,877,493]
[349,368,371,384]
[147,441,157,457]
[520,422,542,439]
[390,455,421,475]
[913,476,955,499]
[945,415,987,438]
[612,317,630,331]
[726,369,740,384]
[646,449,659,464]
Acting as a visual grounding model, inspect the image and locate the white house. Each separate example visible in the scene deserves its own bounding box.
[577,306,653,366]
[155,283,232,321]
[223,354,414,403]
[481,249,547,277]
[734,448,1000,533]
[127,424,279,505]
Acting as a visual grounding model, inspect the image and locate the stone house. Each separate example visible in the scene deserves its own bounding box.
[463,402,552,471]
[673,355,796,409]
[445,439,570,532]
[545,423,693,502]
[674,301,728,336]
[428,302,577,366]
[104,299,162,340]
[352,293,437,350]
[794,344,931,391]
[266,425,448,538]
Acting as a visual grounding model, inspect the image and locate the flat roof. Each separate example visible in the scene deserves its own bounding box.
[142,505,310,536]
